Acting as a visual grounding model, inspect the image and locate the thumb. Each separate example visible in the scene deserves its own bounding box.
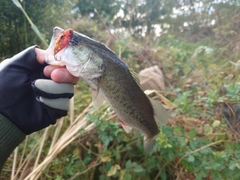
[35,48,46,64]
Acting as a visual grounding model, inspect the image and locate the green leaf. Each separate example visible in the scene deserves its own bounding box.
[189,129,196,139]
[229,161,236,170]
[174,126,183,135]
[204,124,213,135]
[107,165,117,176]
[101,156,111,162]
[189,140,196,150]
[133,165,144,173]
[206,161,221,170]
[234,150,240,159]
[163,126,173,135]
[212,120,221,128]
[126,160,132,169]
[168,149,175,161]
[160,171,167,180]
[124,174,132,180]
[196,169,208,180]
[187,155,195,162]
[235,163,240,169]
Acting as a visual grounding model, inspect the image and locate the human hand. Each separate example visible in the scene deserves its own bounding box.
[35,48,79,84]
[0,46,79,135]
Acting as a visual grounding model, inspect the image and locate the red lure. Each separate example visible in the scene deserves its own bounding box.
[54,28,73,54]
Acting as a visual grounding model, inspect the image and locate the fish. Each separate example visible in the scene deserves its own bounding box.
[46,27,169,153]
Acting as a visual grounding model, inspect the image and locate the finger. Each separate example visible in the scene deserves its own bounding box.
[39,97,70,111]
[50,68,79,84]
[35,48,46,64]
[43,65,59,77]
[32,79,74,99]
[44,65,79,84]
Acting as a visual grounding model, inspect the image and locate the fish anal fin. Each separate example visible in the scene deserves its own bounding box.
[119,120,132,133]
[92,89,105,108]
[144,136,155,154]
[150,99,169,125]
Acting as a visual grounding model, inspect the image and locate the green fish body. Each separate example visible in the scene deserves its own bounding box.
[47,27,169,153]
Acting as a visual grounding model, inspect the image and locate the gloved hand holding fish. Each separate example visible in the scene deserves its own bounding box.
[45,27,169,153]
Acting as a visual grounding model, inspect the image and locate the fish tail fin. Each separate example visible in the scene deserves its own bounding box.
[150,99,169,125]
[144,137,155,154]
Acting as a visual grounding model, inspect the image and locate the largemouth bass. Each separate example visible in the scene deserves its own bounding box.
[46,27,169,153]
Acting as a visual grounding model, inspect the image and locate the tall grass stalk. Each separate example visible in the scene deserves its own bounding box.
[11,147,18,180]
[12,0,48,48]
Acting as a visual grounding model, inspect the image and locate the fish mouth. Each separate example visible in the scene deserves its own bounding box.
[44,51,66,66]
[45,27,73,66]
[45,27,64,65]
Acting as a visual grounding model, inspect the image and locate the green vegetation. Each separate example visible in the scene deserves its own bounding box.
[2,0,240,179]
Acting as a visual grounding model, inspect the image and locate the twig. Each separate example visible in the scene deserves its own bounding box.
[79,143,99,156]
[19,136,28,167]
[154,170,161,180]
[11,147,18,180]
[69,159,101,180]
[135,49,153,66]
[14,134,43,179]
[23,103,95,180]
[208,60,234,79]
[49,118,64,154]
[94,8,118,40]
[32,127,50,180]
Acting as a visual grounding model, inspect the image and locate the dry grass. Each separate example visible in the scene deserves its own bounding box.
[10,99,95,180]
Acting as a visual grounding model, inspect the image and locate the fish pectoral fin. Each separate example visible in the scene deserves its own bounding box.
[150,99,169,125]
[119,120,132,133]
[92,89,105,108]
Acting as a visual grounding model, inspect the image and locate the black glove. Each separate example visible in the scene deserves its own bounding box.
[0,46,74,135]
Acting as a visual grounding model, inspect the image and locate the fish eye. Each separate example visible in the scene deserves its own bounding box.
[69,37,79,45]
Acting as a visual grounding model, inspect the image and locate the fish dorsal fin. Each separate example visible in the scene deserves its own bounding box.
[129,68,141,88]
[92,89,106,108]
[150,99,169,125]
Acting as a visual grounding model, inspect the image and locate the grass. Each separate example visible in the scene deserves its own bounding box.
[9,101,94,179]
